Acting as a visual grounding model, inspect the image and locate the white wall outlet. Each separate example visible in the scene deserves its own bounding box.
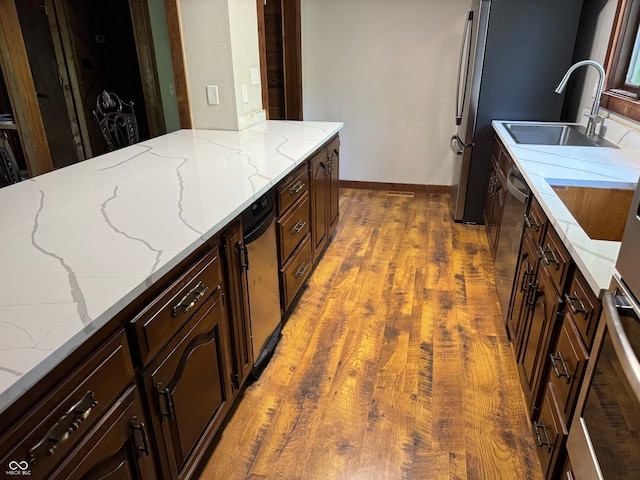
[206,85,219,105]
[251,68,260,86]
[242,84,249,104]
[169,83,175,96]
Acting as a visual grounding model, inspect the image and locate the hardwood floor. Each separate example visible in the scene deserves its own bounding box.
[198,188,543,480]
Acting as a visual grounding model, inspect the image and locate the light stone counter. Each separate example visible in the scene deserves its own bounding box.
[492,119,640,299]
[0,120,343,414]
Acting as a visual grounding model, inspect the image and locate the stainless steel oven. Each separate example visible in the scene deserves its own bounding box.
[567,182,640,479]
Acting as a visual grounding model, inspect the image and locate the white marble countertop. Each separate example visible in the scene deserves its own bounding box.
[0,120,343,414]
[492,120,640,298]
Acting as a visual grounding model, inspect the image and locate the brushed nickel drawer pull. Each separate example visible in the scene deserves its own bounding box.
[28,391,98,463]
[130,416,151,457]
[533,419,552,451]
[290,181,305,195]
[565,292,588,319]
[539,244,560,269]
[294,262,309,278]
[290,220,306,234]
[550,352,571,383]
[172,281,211,317]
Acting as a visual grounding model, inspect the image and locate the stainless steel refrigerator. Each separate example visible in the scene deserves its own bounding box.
[450,0,584,224]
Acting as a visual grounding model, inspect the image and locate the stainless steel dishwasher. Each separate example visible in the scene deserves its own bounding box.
[494,165,530,320]
[241,191,282,371]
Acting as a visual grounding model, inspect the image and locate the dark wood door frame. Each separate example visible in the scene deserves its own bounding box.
[0,0,53,176]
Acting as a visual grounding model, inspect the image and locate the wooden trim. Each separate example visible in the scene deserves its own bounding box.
[602,0,640,121]
[256,0,269,118]
[129,0,166,138]
[164,0,192,129]
[340,180,452,196]
[281,0,302,120]
[0,0,53,176]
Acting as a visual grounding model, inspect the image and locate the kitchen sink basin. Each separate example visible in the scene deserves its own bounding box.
[547,179,635,241]
[504,123,618,148]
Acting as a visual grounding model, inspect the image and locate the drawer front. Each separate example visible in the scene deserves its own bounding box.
[534,386,567,479]
[526,196,547,246]
[131,246,223,365]
[492,135,502,163]
[276,163,309,214]
[540,225,570,292]
[0,330,134,480]
[280,233,312,310]
[548,315,589,422]
[278,192,310,263]
[564,268,601,349]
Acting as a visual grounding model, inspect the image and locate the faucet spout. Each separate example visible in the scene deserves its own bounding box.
[555,60,606,137]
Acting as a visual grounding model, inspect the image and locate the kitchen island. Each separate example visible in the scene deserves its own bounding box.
[0,120,342,415]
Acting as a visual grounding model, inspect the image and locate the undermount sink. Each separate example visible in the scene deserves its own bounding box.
[504,123,618,148]
[547,179,636,241]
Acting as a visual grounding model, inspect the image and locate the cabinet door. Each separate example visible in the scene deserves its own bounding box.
[309,148,328,258]
[518,265,563,414]
[50,385,157,480]
[508,232,538,343]
[221,218,253,392]
[327,135,340,235]
[484,157,501,256]
[146,290,231,479]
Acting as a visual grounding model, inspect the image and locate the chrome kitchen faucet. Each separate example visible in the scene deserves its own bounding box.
[555,60,606,137]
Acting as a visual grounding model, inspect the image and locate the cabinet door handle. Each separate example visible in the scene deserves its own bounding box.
[564,292,588,319]
[524,213,540,231]
[526,279,539,306]
[294,262,309,278]
[236,241,249,271]
[130,416,151,457]
[156,384,175,422]
[171,281,213,317]
[290,220,306,234]
[539,244,560,270]
[533,419,552,451]
[28,391,98,463]
[290,181,305,195]
[550,352,571,383]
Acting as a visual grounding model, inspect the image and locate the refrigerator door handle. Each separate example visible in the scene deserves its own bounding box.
[455,10,474,126]
[450,135,462,153]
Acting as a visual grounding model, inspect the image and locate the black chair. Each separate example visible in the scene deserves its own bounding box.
[0,131,21,187]
[92,90,139,152]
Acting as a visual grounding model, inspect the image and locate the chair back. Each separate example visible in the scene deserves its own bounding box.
[92,90,139,151]
[0,132,21,187]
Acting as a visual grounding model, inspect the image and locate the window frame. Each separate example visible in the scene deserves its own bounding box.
[602,0,640,121]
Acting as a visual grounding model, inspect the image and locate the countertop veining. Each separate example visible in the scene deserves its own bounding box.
[492,119,640,298]
[0,120,343,414]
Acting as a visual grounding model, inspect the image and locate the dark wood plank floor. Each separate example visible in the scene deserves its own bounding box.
[199,188,543,479]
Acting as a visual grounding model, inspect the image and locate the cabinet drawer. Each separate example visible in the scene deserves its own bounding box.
[540,225,570,292]
[526,196,547,246]
[498,146,512,176]
[0,330,134,480]
[534,385,567,479]
[547,315,589,422]
[278,192,310,263]
[276,163,309,214]
[564,268,601,349]
[280,233,312,310]
[130,246,223,366]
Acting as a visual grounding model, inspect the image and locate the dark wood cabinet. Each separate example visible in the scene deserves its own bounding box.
[48,385,157,479]
[484,152,506,257]
[517,264,563,413]
[221,218,253,391]
[508,232,539,343]
[310,134,340,260]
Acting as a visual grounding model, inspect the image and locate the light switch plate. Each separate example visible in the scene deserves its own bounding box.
[206,85,219,105]
[251,68,260,86]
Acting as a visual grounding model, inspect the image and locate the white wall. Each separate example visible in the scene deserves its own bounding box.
[301,0,469,186]
[179,0,264,130]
